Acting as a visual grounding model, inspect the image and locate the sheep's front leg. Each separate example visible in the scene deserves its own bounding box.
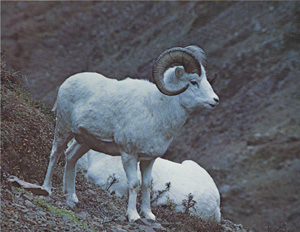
[121,152,140,222]
[140,159,156,221]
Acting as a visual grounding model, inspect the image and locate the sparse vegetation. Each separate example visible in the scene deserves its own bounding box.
[34,197,97,232]
[153,206,223,232]
[182,193,197,215]
[151,181,171,204]
[105,173,120,191]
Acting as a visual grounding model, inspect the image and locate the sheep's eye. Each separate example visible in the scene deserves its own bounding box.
[190,81,199,87]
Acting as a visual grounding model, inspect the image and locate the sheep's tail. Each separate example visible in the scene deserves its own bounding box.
[52,99,57,112]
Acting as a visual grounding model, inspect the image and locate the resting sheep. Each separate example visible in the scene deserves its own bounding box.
[78,151,221,222]
[42,46,219,222]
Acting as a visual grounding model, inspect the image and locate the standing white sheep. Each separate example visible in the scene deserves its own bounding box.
[42,46,219,222]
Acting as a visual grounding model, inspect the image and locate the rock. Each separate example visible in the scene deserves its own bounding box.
[85,189,96,196]
[115,215,127,223]
[7,176,49,196]
[37,210,47,216]
[111,225,128,232]
[4,189,14,201]
[20,208,30,213]
[222,219,250,232]
[135,225,156,232]
[23,193,33,201]
[76,211,87,219]
[24,199,35,207]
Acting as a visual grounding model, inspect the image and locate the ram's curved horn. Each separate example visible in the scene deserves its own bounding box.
[184,45,206,67]
[152,47,202,96]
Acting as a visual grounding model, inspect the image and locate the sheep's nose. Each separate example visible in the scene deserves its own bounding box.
[214,97,219,103]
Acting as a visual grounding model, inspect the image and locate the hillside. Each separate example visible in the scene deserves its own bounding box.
[1,55,250,232]
[1,1,300,231]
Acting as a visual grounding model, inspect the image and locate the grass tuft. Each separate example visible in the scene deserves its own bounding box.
[34,197,97,232]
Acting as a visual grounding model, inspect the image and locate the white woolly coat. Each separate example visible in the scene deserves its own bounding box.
[57,72,188,159]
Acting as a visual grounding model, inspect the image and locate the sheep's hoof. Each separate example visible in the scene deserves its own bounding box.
[66,200,77,208]
[66,193,79,208]
[127,212,141,223]
[141,210,156,221]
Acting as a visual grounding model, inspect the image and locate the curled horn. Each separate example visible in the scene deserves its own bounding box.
[186,45,217,85]
[152,47,202,96]
[184,45,206,67]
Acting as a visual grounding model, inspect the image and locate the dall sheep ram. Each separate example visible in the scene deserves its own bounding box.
[42,45,219,222]
[78,150,221,222]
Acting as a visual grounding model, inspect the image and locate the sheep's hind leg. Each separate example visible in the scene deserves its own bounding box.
[42,129,73,195]
[121,152,141,222]
[140,159,156,221]
[63,139,89,207]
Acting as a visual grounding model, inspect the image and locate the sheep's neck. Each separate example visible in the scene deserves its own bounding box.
[149,91,189,140]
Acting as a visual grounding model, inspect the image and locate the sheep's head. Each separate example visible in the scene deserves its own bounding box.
[152,45,219,110]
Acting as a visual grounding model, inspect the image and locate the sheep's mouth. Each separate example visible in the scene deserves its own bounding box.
[209,103,216,108]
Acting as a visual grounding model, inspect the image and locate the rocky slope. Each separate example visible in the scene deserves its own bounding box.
[1,1,300,231]
[1,56,247,232]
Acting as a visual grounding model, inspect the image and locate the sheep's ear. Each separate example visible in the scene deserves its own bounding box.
[175,67,185,80]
